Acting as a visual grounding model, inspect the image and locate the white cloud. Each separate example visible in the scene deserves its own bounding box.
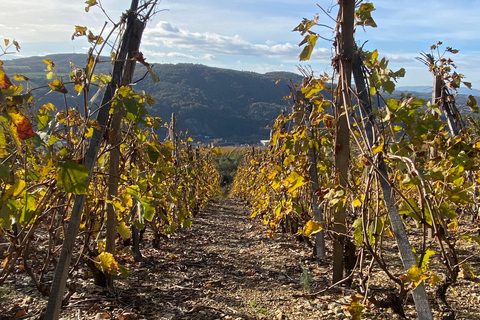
[141,49,216,61]
[143,21,299,58]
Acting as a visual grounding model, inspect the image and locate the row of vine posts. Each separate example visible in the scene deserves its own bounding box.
[0,1,222,319]
[231,1,480,319]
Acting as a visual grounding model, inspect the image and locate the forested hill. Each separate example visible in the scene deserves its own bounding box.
[140,64,303,143]
[3,54,303,144]
[4,54,478,143]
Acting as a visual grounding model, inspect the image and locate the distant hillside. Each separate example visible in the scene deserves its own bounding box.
[3,54,478,143]
[3,54,302,143]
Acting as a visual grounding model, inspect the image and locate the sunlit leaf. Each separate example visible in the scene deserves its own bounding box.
[303,220,322,236]
[404,264,428,289]
[7,108,36,140]
[0,61,14,89]
[42,59,55,70]
[284,171,306,193]
[372,135,384,154]
[356,3,377,28]
[13,73,29,81]
[0,126,7,158]
[48,79,68,94]
[72,25,88,39]
[74,83,83,93]
[116,221,131,240]
[85,0,97,12]
[94,252,118,274]
[57,161,89,194]
[299,35,319,61]
[2,179,26,201]
[353,198,362,207]
[419,248,435,269]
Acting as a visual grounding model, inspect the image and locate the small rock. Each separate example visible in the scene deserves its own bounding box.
[95,313,110,320]
[317,302,327,310]
[22,296,34,305]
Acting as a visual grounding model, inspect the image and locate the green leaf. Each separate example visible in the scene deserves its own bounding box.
[398,199,421,221]
[352,218,363,246]
[19,193,36,225]
[57,161,89,194]
[138,197,155,222]
[182,218,192,228]
[467,95,478,113]
[0,204,12,229]
[119,264,130,277]
[0,164,9,182]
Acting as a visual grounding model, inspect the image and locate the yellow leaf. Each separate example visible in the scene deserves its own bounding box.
[405,264,428,288]
[303,220,322,236]
[2,257,9,269]
[74,83,83,93]
[429,273,442,284]
[0,126,7,158]
[348,294,365,320]
[285,171,306,193]
[48,79,68,94]
[43,59,55,70]
[0,61,14,89]
[116,221,131,240]
[85,127,94,138]
[41,102,55,111]
[4,39,9,46]
[353,198,362,207]
[95,252,118,274]
[74,25,87,36]
[13,73,29,81]
[372,135,384,154]
[447,219,457,231]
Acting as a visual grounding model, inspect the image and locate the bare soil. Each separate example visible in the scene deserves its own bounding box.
[1,198,480,319]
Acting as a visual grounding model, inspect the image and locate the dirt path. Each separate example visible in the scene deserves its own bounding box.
[3,198,480,319]
[104,198,332,320]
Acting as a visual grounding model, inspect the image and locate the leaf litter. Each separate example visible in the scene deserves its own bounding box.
[1,198,480,319]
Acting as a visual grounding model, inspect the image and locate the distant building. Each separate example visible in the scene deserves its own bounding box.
[259,140,270,146]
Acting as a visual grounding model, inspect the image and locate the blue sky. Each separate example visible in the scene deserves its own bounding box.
[1,0,479,89]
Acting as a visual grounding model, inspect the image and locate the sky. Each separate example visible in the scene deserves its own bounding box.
[1,0,480,90]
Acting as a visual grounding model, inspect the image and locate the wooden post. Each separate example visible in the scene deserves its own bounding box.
[332,0,354,284]
[352,51,433,320]
[303,90,325,259]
